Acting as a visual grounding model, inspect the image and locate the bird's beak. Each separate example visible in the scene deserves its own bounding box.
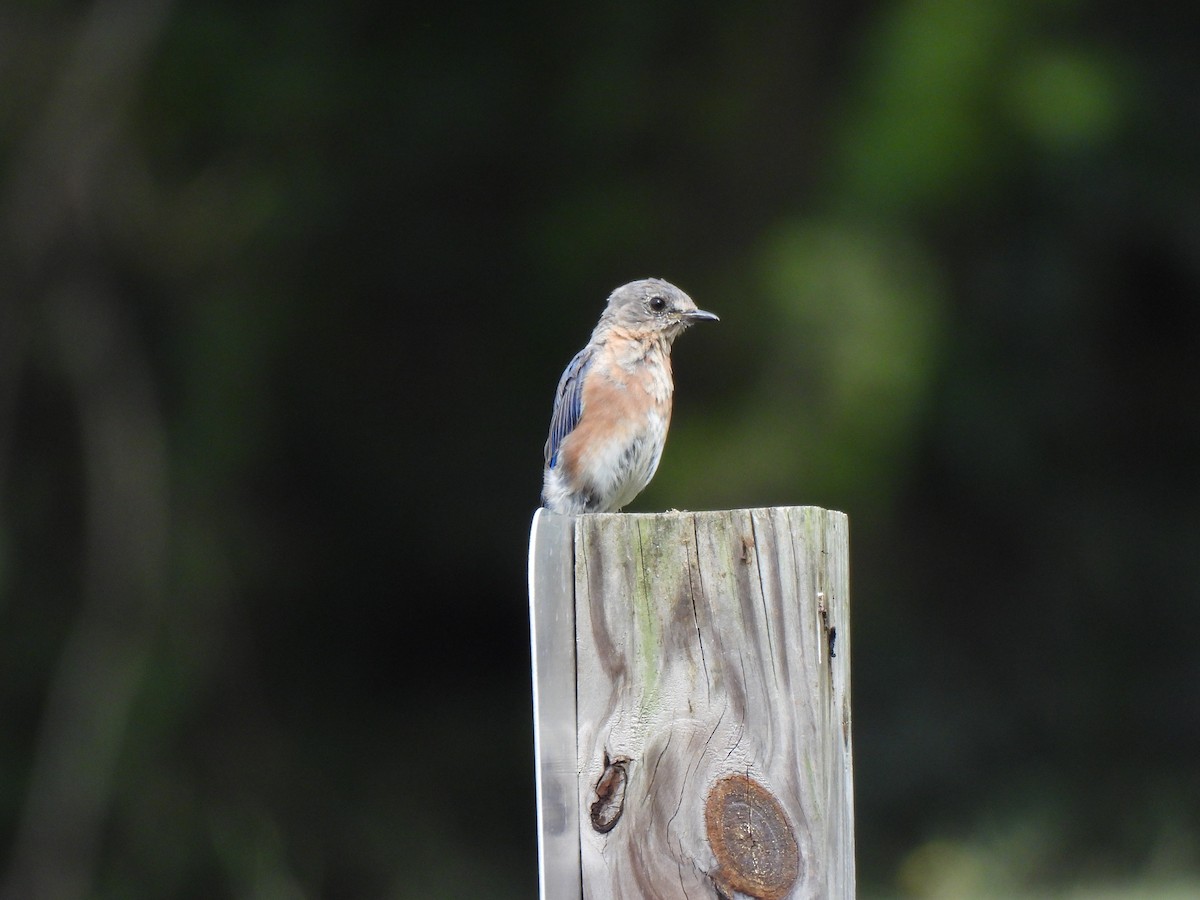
[684,309,720,323]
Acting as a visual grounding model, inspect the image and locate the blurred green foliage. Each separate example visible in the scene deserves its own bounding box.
[2,1,1198,898]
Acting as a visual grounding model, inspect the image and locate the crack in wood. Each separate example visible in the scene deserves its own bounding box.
[748,516,777,681]
[643,729,673,808]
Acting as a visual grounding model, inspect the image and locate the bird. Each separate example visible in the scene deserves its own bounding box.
[542,278,718,515]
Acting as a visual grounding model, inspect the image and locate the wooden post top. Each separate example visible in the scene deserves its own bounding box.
[530,507,853,900]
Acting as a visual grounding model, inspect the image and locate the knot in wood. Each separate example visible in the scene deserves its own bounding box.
[589,752,629,833]
[705,774,800,900]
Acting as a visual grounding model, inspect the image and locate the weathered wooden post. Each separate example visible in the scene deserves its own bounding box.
[529,507,853,899]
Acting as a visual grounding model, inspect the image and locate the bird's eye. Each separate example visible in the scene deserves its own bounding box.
[648,296,667,312]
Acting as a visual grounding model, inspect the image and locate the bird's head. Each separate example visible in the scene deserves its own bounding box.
[602,278,719,340]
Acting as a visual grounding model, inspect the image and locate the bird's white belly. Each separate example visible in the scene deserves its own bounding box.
[590,410,667,511]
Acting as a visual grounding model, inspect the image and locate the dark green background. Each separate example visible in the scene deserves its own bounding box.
[3,1,1198,897]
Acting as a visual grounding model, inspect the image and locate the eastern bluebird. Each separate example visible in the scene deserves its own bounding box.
[542,278,718,515]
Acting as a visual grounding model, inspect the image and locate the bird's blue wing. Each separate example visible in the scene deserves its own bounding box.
[544,346,593,469]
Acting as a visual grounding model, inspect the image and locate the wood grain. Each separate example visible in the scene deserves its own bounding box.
[574,508,852,899]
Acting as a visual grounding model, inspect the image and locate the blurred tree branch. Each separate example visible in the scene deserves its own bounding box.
[1,1,174,897]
